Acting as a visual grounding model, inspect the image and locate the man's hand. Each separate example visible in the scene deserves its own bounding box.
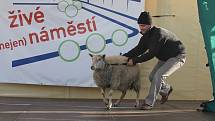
[127,58,134,66]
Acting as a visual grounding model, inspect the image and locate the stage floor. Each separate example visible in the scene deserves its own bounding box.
[0,97,214,121]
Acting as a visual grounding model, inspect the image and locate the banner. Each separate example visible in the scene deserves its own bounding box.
[0,0,144,87]
[197,0,215,111]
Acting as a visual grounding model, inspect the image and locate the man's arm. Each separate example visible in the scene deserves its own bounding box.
[131,31,162,64]
[123,36,147,58]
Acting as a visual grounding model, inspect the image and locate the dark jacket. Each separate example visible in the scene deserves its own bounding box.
[123,26,185,64]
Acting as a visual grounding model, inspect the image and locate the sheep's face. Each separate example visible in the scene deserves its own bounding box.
[89,54,106,71]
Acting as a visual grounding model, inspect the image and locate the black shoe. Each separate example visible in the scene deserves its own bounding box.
[160,86,173,104]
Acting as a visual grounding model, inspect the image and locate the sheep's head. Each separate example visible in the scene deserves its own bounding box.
[89,54,106,71]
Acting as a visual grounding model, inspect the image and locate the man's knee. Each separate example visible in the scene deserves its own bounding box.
[154,72,166,82]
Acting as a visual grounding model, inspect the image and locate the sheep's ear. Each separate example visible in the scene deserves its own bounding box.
[102,54,106,59]
[89,53,93,57]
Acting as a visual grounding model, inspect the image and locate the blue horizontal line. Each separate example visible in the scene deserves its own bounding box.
[80,45,87,50]
[12,52,59,67]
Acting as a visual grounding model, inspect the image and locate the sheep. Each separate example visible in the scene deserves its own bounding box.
[89,54,141,109]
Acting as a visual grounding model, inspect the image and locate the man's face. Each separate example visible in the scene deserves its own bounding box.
[139,24,151,34]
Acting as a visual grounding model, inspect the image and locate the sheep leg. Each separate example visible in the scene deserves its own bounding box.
[107,89,113,110]
[100,88,108,105]
[134,90,140,107]
[113,91,126,107]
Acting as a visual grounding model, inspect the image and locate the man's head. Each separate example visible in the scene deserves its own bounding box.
[137,11,152,34]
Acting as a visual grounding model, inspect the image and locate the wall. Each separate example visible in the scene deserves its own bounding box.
[0,0,213,100]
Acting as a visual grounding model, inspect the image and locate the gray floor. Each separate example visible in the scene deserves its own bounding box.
[0,97,214,121]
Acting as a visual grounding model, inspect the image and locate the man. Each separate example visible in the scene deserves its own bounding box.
[123,11,186,110]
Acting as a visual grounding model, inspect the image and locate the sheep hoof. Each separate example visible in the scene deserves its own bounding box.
[106,107,111,110]
[106,106,112,110]
[134,104,139,108]
[106,103,112,110]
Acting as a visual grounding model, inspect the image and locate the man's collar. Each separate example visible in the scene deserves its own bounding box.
[140,25,154,35]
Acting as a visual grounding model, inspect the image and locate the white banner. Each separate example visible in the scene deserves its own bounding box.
[0,0,144,87]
